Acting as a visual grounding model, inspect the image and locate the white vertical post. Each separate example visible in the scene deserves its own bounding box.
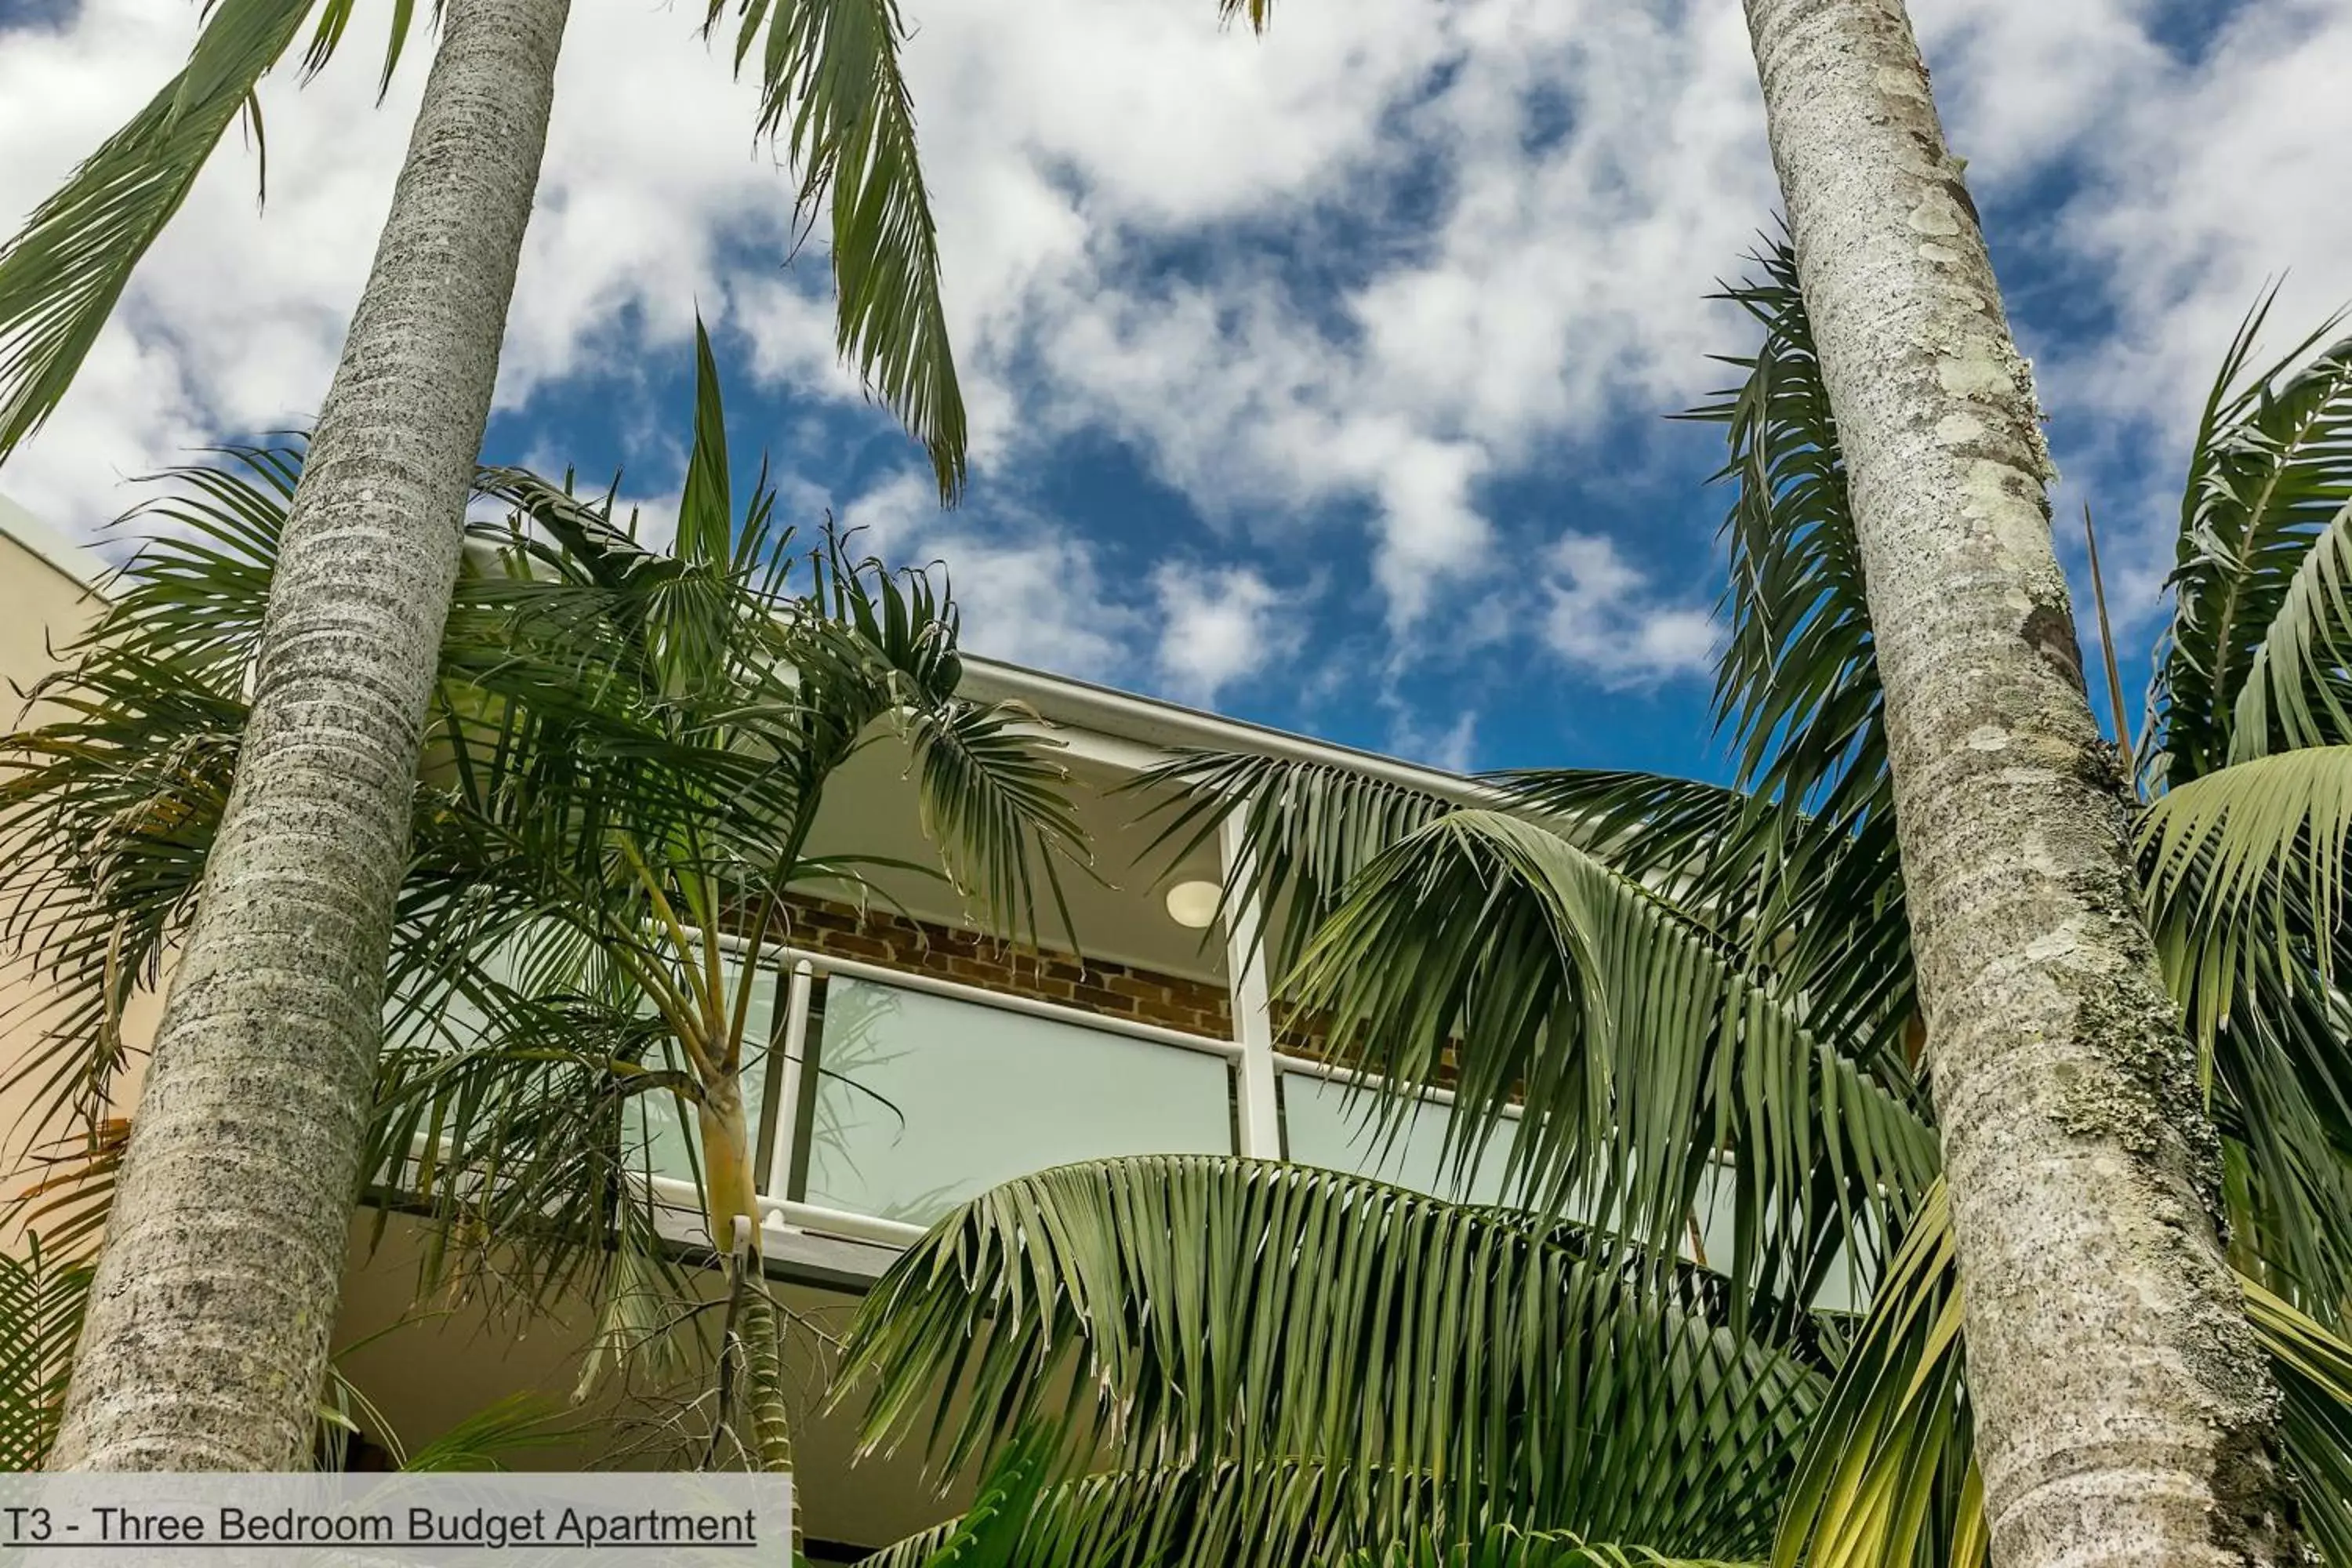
[1220,811,1284,1159]
[764,960,815,1198]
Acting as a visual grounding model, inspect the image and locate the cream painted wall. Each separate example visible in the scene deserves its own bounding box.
[0,502,161,1250]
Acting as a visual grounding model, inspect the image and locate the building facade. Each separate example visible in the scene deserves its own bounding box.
[0,499,1519,1555]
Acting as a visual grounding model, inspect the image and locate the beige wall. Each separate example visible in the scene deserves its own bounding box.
[0,508,161,1250]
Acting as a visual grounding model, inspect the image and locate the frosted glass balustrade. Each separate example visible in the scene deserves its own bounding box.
[1278,1069,1524,1206]
[800,976,1236,1227]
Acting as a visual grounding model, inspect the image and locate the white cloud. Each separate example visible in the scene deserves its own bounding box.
[1541,532,1715,688]
[1914,2,2352,625]
[1150,562,1299,705]
[6,0,2350,714]
[0,0,1780,633]
[1385,708,1479,774]
[936,0,1776,626]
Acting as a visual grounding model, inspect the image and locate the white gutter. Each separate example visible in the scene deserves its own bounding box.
[957,652,1494,806]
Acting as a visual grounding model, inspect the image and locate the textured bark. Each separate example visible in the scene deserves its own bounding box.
[733,1283,800,1553]
[1741,2,2293,1565]
[732,1285,796,1473]
[47,0,570,1470]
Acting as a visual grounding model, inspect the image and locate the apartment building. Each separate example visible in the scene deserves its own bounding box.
[0,498,1523,1556]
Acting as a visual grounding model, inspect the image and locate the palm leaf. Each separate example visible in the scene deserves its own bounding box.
[1486,770,1913,1078]
[0,0,423,462]
[0,1236,95,1469]
[1359,1528,1757,1568]
[1132,750,1459,984]
[834,1156,1821,1561]
[1682,240,1887,836]
[1282,809,1936,1319]
[707,0,966,498]
[2233,499,2352,760]
[860,1457,1428,1568]
[865,1463,1749,1568]
[2136,746,2352,1047]
[398,1391,577,1472]
[1770,1183,1978,1568]
[2210,971,2352,1319]
[1669,237,1909,1062]
[2243,1279,2352,1566]
[2150,295,2352,786]
[1783,1183,2352,1568]
[0,452,287,1140]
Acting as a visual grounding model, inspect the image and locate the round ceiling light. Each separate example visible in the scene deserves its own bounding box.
[1163,880,1222,930]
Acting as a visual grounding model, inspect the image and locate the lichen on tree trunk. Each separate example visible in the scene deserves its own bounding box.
[1740,0,2292,1563]
[47,0,572,1471]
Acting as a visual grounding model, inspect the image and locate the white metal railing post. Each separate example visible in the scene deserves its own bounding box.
[1220,811,1284,1158]
[764,959,815,1199]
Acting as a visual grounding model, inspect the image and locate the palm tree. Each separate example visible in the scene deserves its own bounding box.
[818,252,2352,1566]
[0,0,964,1469]
[1730,1,2292,1559]
[0,327,1086,1490]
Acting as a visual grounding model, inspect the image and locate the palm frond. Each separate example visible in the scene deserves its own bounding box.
[2242,1279,2352,1565]
[0,1234,95,1470]
[1771,1183,1980,1568]
[1358,1527,1757,1568]
[0,0,425,461]
[1682,240,1887,836]
[2233,499,2352,760]
[1784,1185,2352,1568]
[866,1462,1748,1568]
[804,535,1089,944]
[871,1422,1065,1567]
[860,1457,1426,1568]
[2150,295,2352,786]
[2215,1000,2352,1324]
[399,1391,578,1472]
[898,696,1085,946]
[835,1156,1821,1561]
[1662,236,1911,1062]
[1132,750,1459,982]
[1283,809,1936,1318]
[0,452,289,1142]
[2136,746,2352,1047]
[1486,770,1913,1076]
[706,0,966,499]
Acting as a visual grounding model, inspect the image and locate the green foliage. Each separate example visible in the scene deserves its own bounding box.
[0,328,1079,1465]
[1279,802,1931,1320]
[1770,1183,1980,1568]
[840,1156,1821,1566]
[705,0,964,497]
[2151,293,2352,786]
[0,1235,93,1469]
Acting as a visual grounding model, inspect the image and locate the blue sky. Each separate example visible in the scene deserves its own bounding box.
[5,0,2350,785]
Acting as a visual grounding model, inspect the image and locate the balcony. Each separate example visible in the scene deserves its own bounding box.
[622,935,1537,1265]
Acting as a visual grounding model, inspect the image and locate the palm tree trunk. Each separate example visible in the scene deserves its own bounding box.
[47,0,570,1470]
[708,1085,796,1545]
[732,1284,796,1468]
[1740,3,2292,1564]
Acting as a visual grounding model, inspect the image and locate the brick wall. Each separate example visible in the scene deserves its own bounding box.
[777,897,1234,1040]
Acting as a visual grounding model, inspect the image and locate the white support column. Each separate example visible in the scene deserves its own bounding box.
[1220,811,1284,1159]
[764,960,815,1198]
